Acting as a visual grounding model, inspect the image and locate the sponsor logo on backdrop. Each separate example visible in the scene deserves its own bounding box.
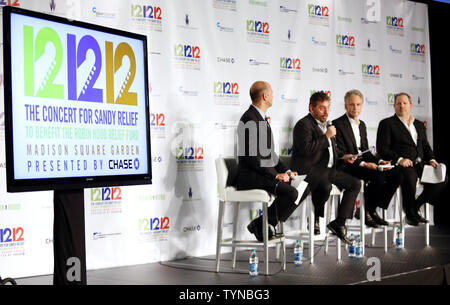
[249,58,269,66]
[280,5,297,14]
[412,74,424,81]
[365,97,378,106]
[131,4,163,32]
[363,39,377,52]
[212,0,236,11]
[90,187,123,215]
[281,147,293,156]
[386,15,404,36]
[362,64,381,84]
[0,1,20,7]
[250,208,262,221]
[214,81,240,106]
[139,217,170,242]
[0,203,21,211]
[390,72,403,79]
[92,6,116,19]
[178,86,198,97]
[0,226,25,257]
[177,13,198,30]
[246,19,270,44]
[249,0,267,7]
[214,121,238,131]
[336,34,356,56]
[174,44,201,70]
[412,26,424,32]
[50,0,55,11]
[338,68,355,76]
[217,57,235,64]
[387,93,397,105]
[183,225,201,233]
[150,112,166,139]
[389,45,402,54]
[280,94,298,104]
[312,36,327,47]
[416,96,423,107]
[312,67,328,74]
[410,42,425,62]
[337,16,352,23]
[280,57,301,80]
[176,146,204,171]
[0,162,6,168]
[139,193,165,201]
[308,3,330,26]
[92,231,122,240]
[310,90,331,98]
[216,21,234,33]
[282,29,296,44]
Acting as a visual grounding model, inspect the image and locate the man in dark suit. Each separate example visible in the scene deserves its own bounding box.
[291,91,360,245]
[333,90,403,228]
[235,81,310,241]
[377,92,448,225]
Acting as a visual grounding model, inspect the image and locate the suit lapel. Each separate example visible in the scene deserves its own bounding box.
[342,115,358,151]
[393,115,416,146]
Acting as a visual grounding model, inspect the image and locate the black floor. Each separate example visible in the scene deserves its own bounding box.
[14,226,450,285]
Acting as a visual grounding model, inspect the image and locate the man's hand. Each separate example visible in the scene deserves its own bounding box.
[379,160,391,165]
[399,158,413,167]
[326,125,336,139]
[364,162,378,170]
[286,170,298,180]
[430,160,439,168]
[275,173,290,183]
[343,154,357,164]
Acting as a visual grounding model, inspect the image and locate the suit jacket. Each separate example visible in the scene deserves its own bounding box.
[291,113,339,175]
[236,105,287,184]
[333,114,379,167]
[376,115,434,165]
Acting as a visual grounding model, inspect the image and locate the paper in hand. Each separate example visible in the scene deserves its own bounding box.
[421,163,446,184]
[291,175,309,205]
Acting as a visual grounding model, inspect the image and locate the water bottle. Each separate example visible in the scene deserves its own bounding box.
[396,226,404,249]
[294,240,303,265]
[348,234,355,258]
[249,249,259,276]
[355,234,363,258]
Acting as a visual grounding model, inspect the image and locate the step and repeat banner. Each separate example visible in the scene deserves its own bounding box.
[0,0,432,278]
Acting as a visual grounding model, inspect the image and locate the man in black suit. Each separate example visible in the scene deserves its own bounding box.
[377,92,448,225]
[235,81,310,241]
[333,89,403,228]
[291,91,360,245]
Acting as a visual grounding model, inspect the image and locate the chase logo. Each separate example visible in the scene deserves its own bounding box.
[0,0,20,7]
[108,158,140,170]
[23,25,138,105]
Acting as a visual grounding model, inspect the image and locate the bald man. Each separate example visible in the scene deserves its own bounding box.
[235,81,310,241]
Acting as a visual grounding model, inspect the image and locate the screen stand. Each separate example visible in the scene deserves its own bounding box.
[53,189,87,285]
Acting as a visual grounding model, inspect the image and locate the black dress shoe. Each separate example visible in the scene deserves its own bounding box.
[365,212,380,228]
[247,219,274,242]
[327,221,353,245]
[370,210,389,226]
[405,210,419,226]
[314,217,320,235]
[354,207,360,220]
[413,209,429,224]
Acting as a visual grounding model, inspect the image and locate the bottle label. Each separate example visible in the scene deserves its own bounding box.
[250,263,258,273]
[396,238,403,248]
[294,253,302,263]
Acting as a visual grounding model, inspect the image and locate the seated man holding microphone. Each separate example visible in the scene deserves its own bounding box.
[376,92,448,225]
[333,90,403,228]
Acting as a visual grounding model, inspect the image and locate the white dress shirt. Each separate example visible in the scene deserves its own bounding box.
[346,114,366,167]
[313,116,334,168]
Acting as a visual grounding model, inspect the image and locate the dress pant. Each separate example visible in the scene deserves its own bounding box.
[307,167,360,220]
[399,165,448,211]
[341,165,403,211]
[236,169,310,225]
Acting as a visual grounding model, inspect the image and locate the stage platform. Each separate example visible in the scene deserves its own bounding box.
[14,226,450,285]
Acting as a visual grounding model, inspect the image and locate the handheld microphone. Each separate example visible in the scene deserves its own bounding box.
[415,157,422,164]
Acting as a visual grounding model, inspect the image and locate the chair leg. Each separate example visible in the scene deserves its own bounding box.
[216,200,225,273]
[425,203,430,246]
[360,195,365,255]
[310,201,315,264]
[336,195,341,261]
[275,222,284,261]
[262,202,269,275]
[383,209,388,253]
[325,197,332,253]
[231,202,240,269]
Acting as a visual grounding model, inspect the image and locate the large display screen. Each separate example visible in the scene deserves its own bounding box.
[3,6,152,192]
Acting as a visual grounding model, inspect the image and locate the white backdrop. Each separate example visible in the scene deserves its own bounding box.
[0,0,432,278]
